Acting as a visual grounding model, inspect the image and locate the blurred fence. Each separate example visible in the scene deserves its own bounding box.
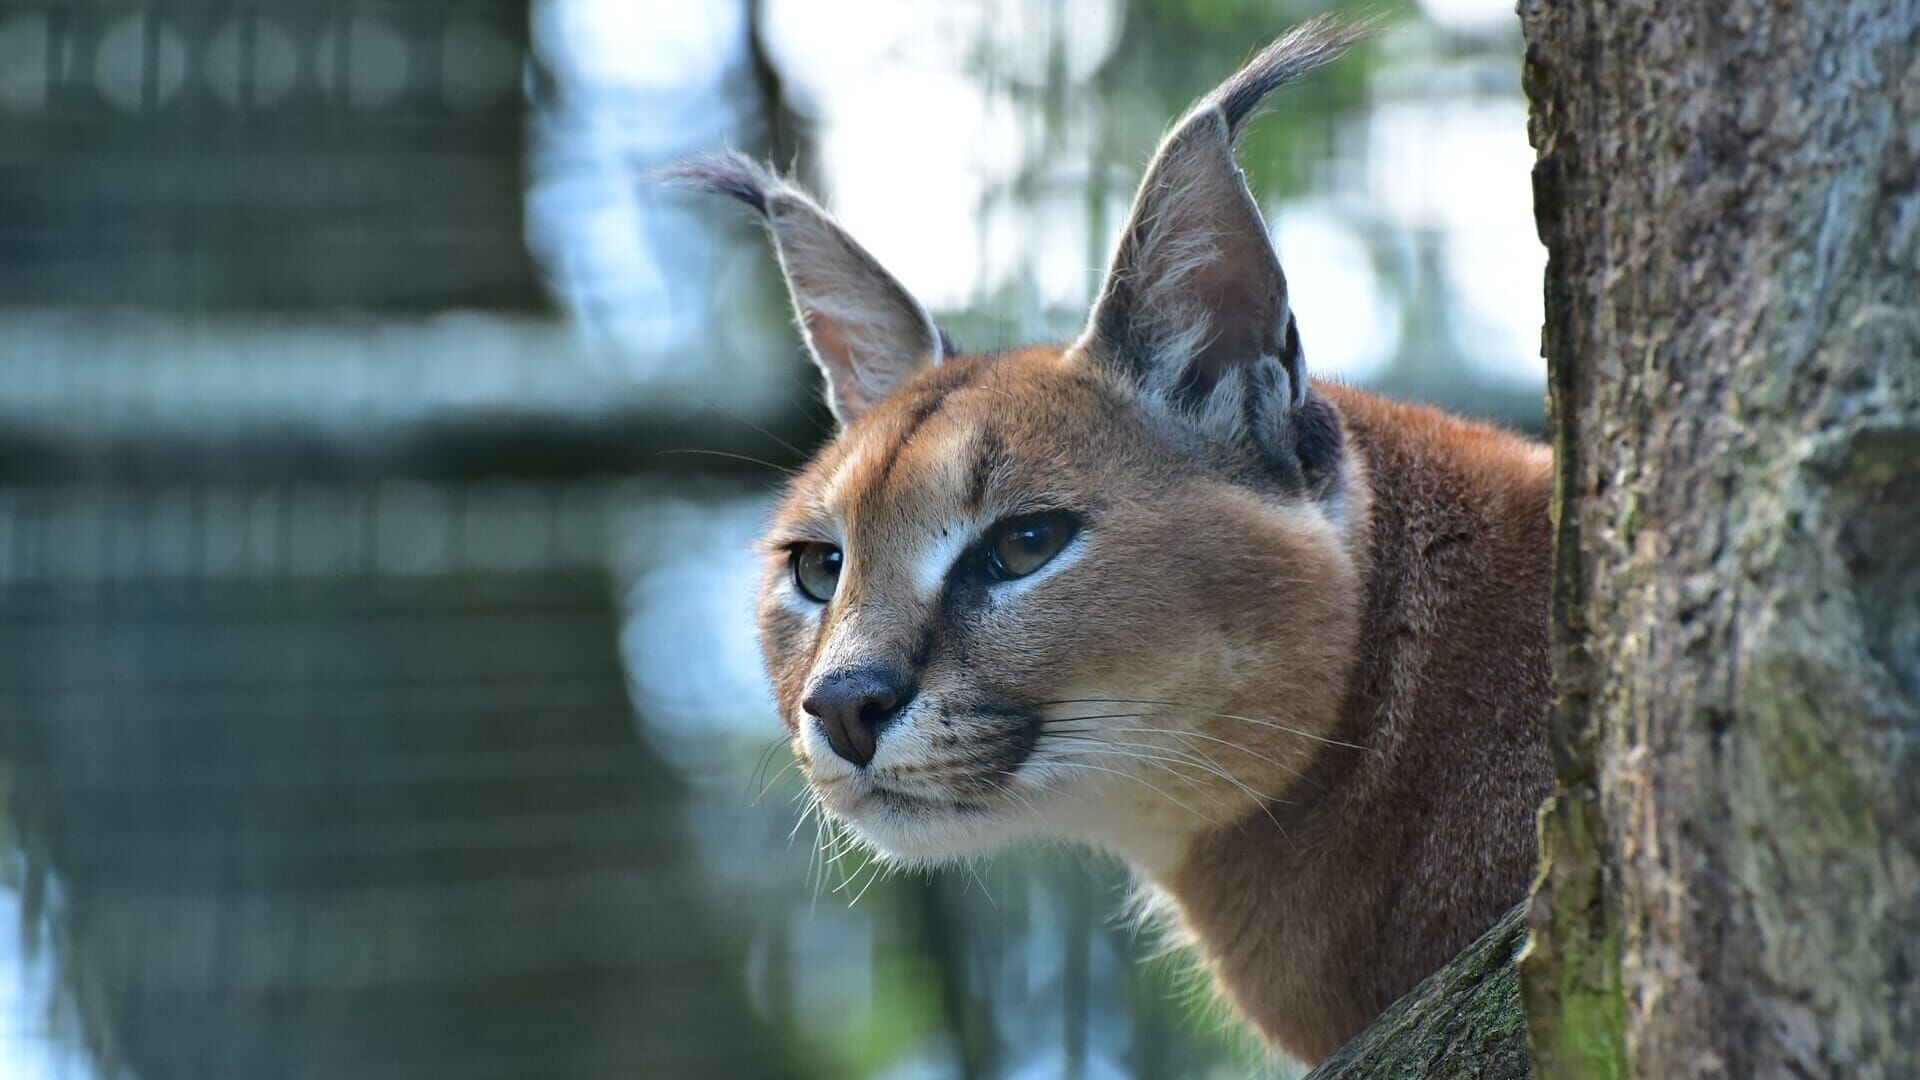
[0,1,1539,1077]
[3,577,792,1079]
[0,1,537,309]
[0,484,795,1079]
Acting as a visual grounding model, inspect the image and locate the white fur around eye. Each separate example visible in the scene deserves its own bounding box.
[774,573,827,617]
[777,595,817,622]
[913,524,977,596]
[986,531,1087,603]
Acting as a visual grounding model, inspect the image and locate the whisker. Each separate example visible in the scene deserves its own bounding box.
[687,392,808,457]
[1029,757,1220,826]
[883,757,1026,776]
[1042,740,1225,782]
[1001,783,1046,823]
[811,812,832,911]
[1059,724,1306,781]
[823,835,862,867]
[747,734,790,802]
[1139,737,1295,835]
[806,806,823,895]
[823,817,858,863]
[819,815,855,903]
[1036,697,1370,750]
[787,792,819,846]
[1041,740,1285,808]
[754,758,801,803]
[832,848,876,895]
[847,857,889,908]
[1198,710,1369,751]
[1037,711,1156,724]
[981,767,1049,823]
[1039,735,1295,839]
[656,448,800,476]
[963,861,998,909]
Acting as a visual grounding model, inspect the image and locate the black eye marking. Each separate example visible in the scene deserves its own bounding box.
[967,428,1006,511]
[908,626,935,672]
[789,543,842,603]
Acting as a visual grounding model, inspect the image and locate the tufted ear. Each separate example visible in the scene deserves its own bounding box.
[664,153,944,425]
[1080,17,1364,465]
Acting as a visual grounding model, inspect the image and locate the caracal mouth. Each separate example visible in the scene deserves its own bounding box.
[808,765,1039,863]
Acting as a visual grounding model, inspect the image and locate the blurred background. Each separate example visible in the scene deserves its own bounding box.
[0,1,1540,1077]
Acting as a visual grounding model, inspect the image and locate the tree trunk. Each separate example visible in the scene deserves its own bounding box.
[1517,0,1920,1076]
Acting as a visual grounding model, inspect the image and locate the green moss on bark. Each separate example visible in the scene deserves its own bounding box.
[1522,795,1627,1079]
[1305,905,1532,1079]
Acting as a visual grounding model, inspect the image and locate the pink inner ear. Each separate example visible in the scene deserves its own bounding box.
[800,308,886,416]
[803,308,852,363]
[1186,248,1278,389]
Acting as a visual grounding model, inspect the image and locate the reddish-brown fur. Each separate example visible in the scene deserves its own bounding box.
[754,344,1551,1061]
[684,18,1552,1064]
[1165,381,1553,1060]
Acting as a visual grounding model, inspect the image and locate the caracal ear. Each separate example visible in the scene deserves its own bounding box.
[1080,16,1366,464]
[664,152,945,425]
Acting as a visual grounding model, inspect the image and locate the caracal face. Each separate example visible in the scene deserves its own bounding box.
[670,19,1371,874]
[756,345,1361,872]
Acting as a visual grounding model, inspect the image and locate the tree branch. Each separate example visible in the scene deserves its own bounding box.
[1305,904,1531,1079]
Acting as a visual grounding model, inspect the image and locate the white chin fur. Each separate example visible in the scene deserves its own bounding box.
[817,764,1199,876]
[827,795,1031,867]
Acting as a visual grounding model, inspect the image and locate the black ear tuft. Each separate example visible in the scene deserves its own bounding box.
[1210,15,1372,139]
[662,151,945,425]
[1293,392,1346,493]
[656,151,776,216]
[1077,16,1369,497]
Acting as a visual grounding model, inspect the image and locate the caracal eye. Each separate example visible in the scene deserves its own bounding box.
[987,511,1078,580]
[790,543,843,602]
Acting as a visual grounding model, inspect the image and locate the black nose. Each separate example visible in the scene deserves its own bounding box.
[802,667,912,767]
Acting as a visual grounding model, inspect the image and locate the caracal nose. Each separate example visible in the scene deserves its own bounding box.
[802,667,912,767]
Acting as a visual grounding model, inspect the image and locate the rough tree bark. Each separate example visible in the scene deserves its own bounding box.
[1308,3,1918,1076]
[1518,1,1920,1077]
